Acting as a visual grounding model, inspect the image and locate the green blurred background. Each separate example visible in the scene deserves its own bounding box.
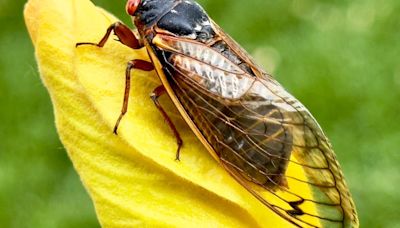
[1,0,399,227]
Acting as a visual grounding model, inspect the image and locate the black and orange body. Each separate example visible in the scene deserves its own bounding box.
[77,0,358,227]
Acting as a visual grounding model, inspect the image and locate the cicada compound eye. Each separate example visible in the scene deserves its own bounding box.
[126,0,141,16]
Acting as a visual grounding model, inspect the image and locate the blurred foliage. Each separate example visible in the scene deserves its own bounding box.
[0,0,399,227]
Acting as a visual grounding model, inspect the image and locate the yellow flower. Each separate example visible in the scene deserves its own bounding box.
[24,0,318,227]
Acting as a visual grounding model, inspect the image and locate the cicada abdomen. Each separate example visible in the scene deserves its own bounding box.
[77,0,359,227]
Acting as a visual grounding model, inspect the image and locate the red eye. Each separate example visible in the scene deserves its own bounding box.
[126,0,141,16]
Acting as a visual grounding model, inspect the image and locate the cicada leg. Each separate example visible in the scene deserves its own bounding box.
[76,22,142,49]
[113,60,154,135]
[150,85,183,161]
[76,22,154,136]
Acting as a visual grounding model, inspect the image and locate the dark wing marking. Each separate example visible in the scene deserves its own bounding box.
[152,34,358,227]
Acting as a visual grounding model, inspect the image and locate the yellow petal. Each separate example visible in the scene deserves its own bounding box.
[24,0,318,227]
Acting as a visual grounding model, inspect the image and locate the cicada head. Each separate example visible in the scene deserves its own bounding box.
[127,0,215,42]
[126,0,141,16]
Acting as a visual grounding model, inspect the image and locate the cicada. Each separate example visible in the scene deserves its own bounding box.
[77,0,358,227]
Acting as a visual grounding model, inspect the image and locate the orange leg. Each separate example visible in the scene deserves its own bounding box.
[150,85,183,161]
[113,60,154,135]
[76,23,153,135]
[76,22,142,49]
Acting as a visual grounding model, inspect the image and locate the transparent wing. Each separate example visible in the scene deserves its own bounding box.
[152,34,358,228]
